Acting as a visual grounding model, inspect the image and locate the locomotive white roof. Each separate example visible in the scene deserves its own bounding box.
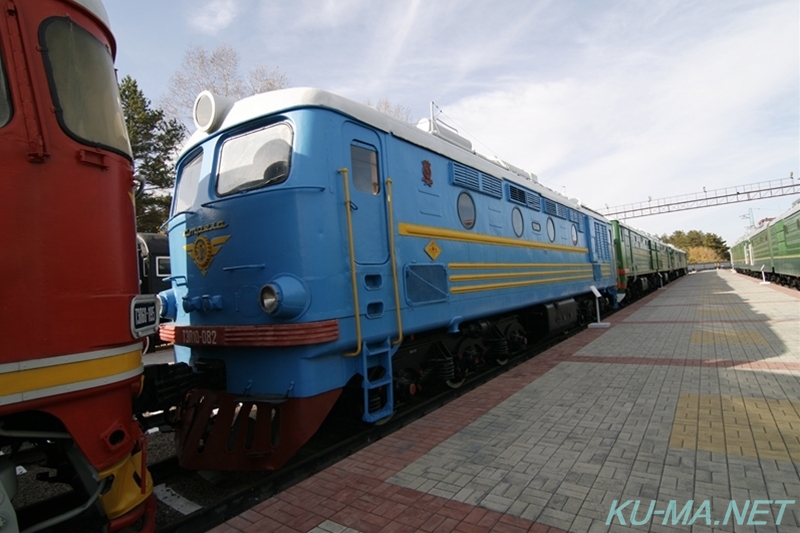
[72,0,111,28]
[181,87,590,216]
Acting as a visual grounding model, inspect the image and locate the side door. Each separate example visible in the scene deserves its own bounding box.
[341,122,389,265]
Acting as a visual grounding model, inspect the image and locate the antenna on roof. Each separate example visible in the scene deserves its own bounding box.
[416,102,473,151]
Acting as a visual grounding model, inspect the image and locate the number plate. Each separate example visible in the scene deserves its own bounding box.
[178,327,222,346]
[131,295,159,338]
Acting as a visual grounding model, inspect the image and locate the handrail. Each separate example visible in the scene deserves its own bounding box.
[339,168,362,357]
[386,179,404,346]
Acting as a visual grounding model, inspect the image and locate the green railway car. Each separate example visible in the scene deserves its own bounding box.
[732,199,800,289]
[611,220,687,302]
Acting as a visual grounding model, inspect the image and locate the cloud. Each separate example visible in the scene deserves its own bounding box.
[188,0,241,35]
[444,1,797,207]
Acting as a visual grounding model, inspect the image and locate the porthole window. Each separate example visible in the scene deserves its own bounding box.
[571,224,578,245]
[457,192,476,229]
[546,217,556,242]
[512,207,523,237]
[532,221,541,232]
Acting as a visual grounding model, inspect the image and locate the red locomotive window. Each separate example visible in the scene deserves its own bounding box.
[39,18,131,157]
[0,49,10,127]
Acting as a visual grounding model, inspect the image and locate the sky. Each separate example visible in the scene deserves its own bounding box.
[104,0,799,250]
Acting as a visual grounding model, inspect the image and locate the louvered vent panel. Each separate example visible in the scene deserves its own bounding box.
[452,163,480,191]
[509,185,527,205]
[556,204,568,219]
[594,222,611,262]
[569,209,581,223]
[543,198,557,216]
[480,174,503,198]
[527,193,541,211]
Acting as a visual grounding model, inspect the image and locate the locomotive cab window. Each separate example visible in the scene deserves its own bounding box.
[217,123,293,196]
[0,50,10,128]
[39,18,131,156]
[173,151,203,214]
[350,143,380,195]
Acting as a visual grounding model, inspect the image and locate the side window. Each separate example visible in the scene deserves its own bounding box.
[546,217,556,242]
[511,207,523,237]
[156,256,171,277]
[0,49,10,128]
[350,143,379,194]
[457,192,476,229]
[173,151,204,214]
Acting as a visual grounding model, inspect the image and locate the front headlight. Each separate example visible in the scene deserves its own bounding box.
[259,285,280,314]
[258,276,309,319]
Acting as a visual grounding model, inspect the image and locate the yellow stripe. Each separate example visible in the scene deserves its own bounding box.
[399,222,588,254]
[451,274,594,294]
[449,262,591,270]
[0,350,141,396]
[450,270,593,282]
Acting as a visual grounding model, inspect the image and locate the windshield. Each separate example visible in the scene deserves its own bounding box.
[217,123,293,196]
[0,46,10,128]
[40,17,131,156]
[173,151,204,214]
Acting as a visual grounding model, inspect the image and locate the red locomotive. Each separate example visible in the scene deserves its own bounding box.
[0,0,157,531]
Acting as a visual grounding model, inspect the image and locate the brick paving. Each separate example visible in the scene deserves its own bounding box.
[206,270,800,533]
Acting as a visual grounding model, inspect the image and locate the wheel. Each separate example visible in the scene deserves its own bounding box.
[503,322,527,359]
[447,338,483,387]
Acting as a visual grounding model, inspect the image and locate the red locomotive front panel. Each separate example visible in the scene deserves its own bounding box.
[0,1,156,531]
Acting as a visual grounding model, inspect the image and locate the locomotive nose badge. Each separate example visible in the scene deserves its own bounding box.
[185,234,231,275]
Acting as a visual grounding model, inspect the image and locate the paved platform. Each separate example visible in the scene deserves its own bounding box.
[207,270,800,533]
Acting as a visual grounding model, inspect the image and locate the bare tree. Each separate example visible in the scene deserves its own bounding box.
[365,98,414,123]
[161,43,289,128]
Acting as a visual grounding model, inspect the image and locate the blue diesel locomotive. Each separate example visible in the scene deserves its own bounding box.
[158,88,618,470]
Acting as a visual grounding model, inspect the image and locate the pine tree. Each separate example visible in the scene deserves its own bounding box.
[120,76,186,232]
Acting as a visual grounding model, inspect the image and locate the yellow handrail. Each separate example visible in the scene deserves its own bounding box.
[386,179,404,346]
[339,168,362,357]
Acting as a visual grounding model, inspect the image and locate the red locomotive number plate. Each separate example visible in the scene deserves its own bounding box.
[180,327,223,346]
